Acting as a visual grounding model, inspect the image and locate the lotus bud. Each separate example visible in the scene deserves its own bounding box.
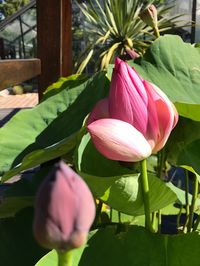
[125,48,140,60]
[87,58,178,160]
[33,161,96,252]
[140,4,158,29]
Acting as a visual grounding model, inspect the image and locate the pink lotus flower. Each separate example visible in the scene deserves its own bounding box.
[87,58,178,161]
[33,161,95,251]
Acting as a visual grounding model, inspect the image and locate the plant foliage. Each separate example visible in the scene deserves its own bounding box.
[75,0,188,72]
[1,35,200,265]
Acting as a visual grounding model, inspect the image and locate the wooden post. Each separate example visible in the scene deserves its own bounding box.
[36,0,72,100]
[61,0,72,77]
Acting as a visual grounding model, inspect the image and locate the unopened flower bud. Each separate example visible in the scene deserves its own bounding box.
[33,161,95,252]
[140,4,158,29]
[87,58,178,160]
[125,48,140,59]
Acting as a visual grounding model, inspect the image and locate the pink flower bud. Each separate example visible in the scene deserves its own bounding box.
[33,161,96,251]
[109,58,178,153]
[140,4,158,29]
[125,48,140,60]
[87,58,178,161]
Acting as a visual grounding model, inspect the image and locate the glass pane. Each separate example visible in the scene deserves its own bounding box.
[21,8,36,28]
[0,5,36,59]
[167,0,192,32]
[0,20,21,41]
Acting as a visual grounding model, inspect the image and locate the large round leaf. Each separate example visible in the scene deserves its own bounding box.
[36,225,200,266]
[1,132,78,182]
[132,35,200,121]
[167,117,200,175]
[0,72,109,181]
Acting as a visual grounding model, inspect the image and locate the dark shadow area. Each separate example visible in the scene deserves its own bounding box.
[0,108,20,127]
[0,207,46,266]
[161,213,198,235]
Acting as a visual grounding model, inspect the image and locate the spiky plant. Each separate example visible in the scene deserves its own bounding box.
[75,0,188,73]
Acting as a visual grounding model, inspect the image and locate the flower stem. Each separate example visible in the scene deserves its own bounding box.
[157,149,165,180]
[140,159,155,233]
[193,214,200,231]
[57,250,73,266]
[110,207,113,222]
[156,150,165,233]
[157,210,161,233]
[152,211,157,229]
[177,205,183,231]
[118,211,122,223]
[94,200,103,227]
[154,25,160,38]
[183,170,190,233]
[187,175,198,232]
[185,170,190,216]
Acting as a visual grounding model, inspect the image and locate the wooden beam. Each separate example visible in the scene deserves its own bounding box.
[36,0,72,100]
[0,59,41,91]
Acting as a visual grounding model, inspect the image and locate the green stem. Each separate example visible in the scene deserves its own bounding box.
[157,210,161,234]
[152,211,160,232]
[154,25,160,38]
[57,250,73,266]
[187,175,198,232]
[152,211,157,228]
[183,170,190,233]
[185,170,190,216]
[140,159,155,233]
[156,150,165,233]
[177,205,183,231]
[157,149,165,180]
[118,211,122,223]
[94,200,103,227]
[110,207,113,222]
[193,214,200,231]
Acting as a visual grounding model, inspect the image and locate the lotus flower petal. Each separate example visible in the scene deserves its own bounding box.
[109,58,148,135]
[87,98,109,125]
[144,81,178,152]
[87,118,152,162]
